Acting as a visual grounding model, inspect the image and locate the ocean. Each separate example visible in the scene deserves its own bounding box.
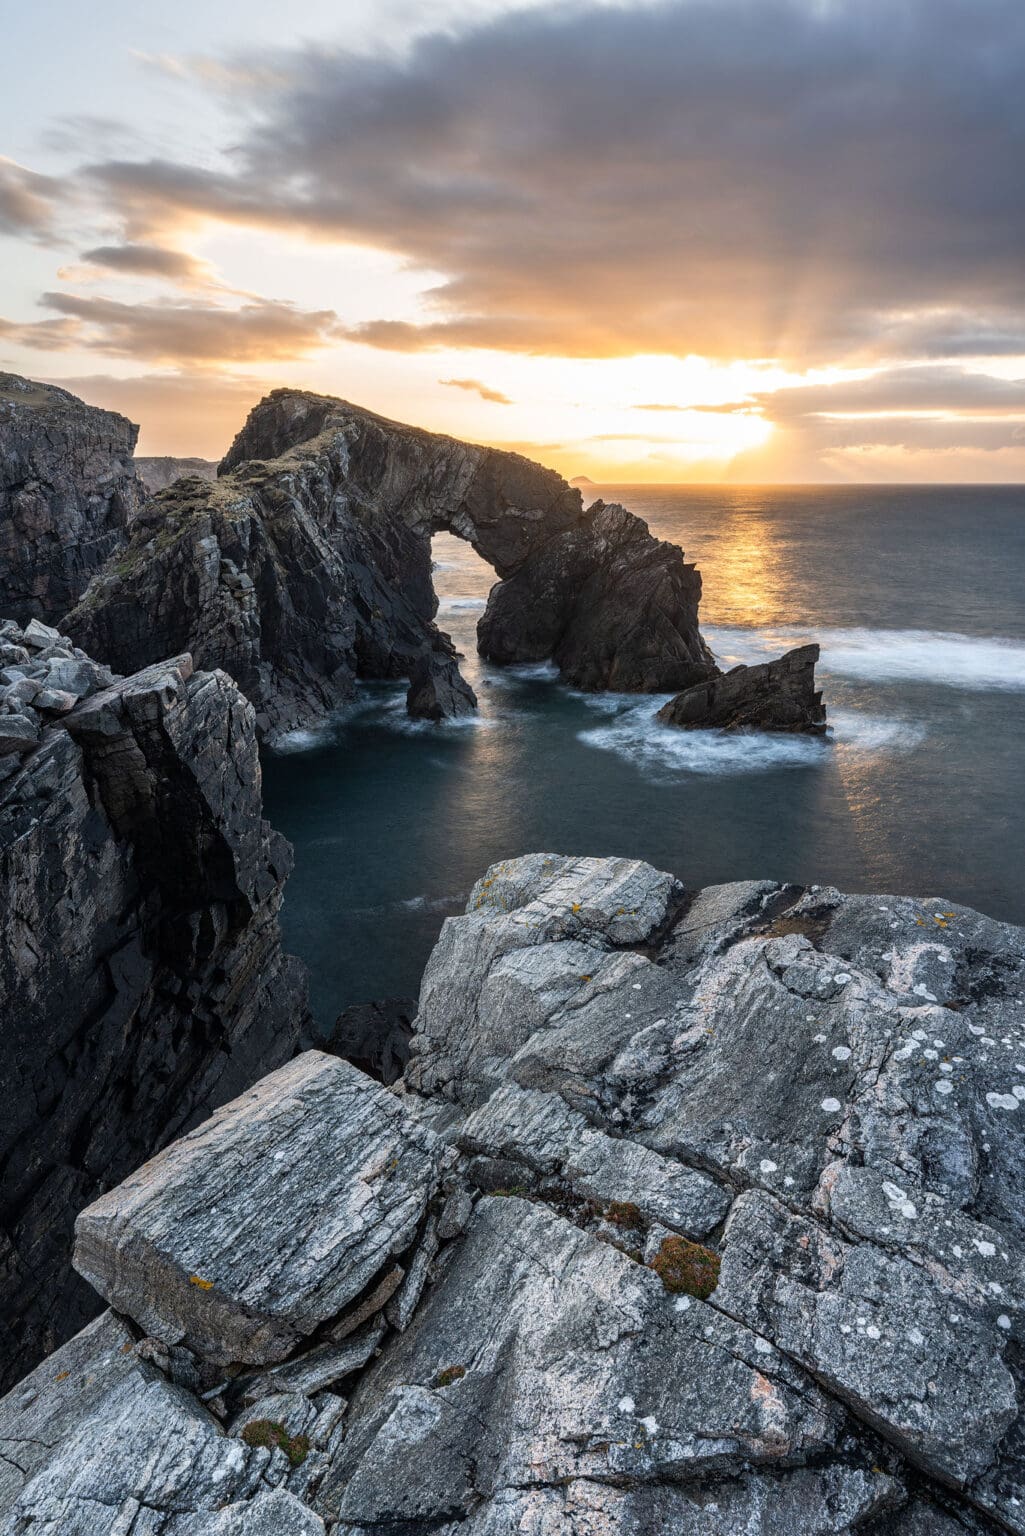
[261,484,1025,1028]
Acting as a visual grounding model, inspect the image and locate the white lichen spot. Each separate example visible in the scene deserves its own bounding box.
[998,1315,1012,1331]
[908,1327,925,1346]
[754,1337,773,1354]
[674,1296,691,1312]
[618,1395,636,1413]
[759,1158,778,1174]
[935,1080,954,1096]
[821,1097,842,1113]
[639,1416,659,1435]
[834,973,852,985]
[973,1239,997,1258]
[986,1092,1020,1111]
[865,1325,881,1340]
[832,1045,852,1061]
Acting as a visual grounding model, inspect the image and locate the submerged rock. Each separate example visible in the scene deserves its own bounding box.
[657,641,827,733]
[64,389,716,737]
[6,855,1025,1532]
[0,373,142,625]
[0,637,309,1390]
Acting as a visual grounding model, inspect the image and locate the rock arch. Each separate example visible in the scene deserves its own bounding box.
[66,389,715,738]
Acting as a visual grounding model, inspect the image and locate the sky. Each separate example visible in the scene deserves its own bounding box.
[2,0,1025,482]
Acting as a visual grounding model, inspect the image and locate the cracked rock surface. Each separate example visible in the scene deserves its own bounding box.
[0,634,309,1391]
[0,374,142,626]
[4,854,1025,1533]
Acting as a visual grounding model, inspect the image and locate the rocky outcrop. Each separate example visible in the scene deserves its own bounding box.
[135,456,218,494]
[4,855,1025,1533]
[0,629,309,1391]
[64,390,715,737]
[0,373,142,625]
[658,640,828,733]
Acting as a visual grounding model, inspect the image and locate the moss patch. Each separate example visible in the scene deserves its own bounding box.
[649,1236,720,1299]
[240,1419,310,1466]
[433,1364,467,1388]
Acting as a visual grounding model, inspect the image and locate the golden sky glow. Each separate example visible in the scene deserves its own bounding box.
[3,1,1025,481]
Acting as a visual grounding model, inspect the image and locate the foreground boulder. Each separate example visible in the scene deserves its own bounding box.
[657,641,827,733]
[4,855,1023,1532]
[0,373,142,624]
[0,631,309,1390]
[75,1053,443,1366]
[64,390,715,737]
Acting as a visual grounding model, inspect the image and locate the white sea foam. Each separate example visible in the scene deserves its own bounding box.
[577,699,827,777]
[829,709,927,753]
[706,625,1025,691]
[268,724,332,754]
[437,596,487,612]
[577,697,925,778]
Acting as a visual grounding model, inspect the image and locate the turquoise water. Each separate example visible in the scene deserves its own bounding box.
[261,485,1025,1028]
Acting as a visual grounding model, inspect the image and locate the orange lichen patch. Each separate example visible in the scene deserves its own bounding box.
[649,1236,721,1299]
[571,902,582,913]
[580,974,593,982]
[54,1370,70,1382]
[189,1274,215,1291]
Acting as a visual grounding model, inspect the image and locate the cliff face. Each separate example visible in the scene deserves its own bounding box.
[0,374,142,625]
[135,456,218,494]
[0,624,309,1390]
[3,856,1023,1534]
[65,390,716,737]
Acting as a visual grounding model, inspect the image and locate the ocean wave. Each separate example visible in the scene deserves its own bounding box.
[437,596,487,611]
[706,624,1025,691]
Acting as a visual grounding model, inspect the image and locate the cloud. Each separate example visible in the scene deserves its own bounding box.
[753,365,1025,420]
[439,376,512,404]
[0,157,63,240]
[77,243,211,285]
[80,0,1025,366]
[1,291,343,365]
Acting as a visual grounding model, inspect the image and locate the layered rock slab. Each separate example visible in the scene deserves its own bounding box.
[0,373,141,625]
[75,1052,443,1365]
[0,641,309,1389]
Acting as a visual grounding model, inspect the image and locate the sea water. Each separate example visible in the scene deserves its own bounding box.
[261,484,1025,1026]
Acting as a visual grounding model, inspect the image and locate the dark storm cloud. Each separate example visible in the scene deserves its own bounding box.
[82,0,1025,366]
[0,292,343,364]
